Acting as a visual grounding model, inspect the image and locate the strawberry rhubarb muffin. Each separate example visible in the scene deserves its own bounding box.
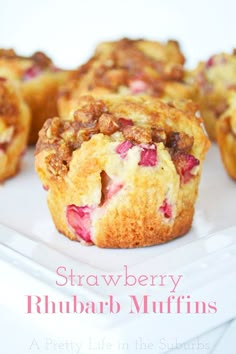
[58,38,196,117]
[35,95,210,248]
[189,50,236,140]
[0,78,31,182]
[0,49,67,144]
[216,91,236,179]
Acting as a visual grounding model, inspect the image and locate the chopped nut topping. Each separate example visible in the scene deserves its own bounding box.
[45,117,61,139]
[73,109,94,123]
[122,125,152,144]
[44,141,72,178]
[31,51,52,69]
[166,132,194,153]
[65,38,185,99]
[94,67,128,89]
[98,113,119,134]
[151,128,167,144]
[73,96,107,122]
[37,96,197,181]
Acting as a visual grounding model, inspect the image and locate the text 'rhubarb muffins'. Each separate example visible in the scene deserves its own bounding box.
[0,78,31,182]
[58,38,196,117]
[0,49,67,144]
[35,95,210,248]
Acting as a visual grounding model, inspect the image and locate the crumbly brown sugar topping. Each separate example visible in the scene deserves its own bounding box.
[66,38,185,96]
[36,96,198,181]
[96,38,184,79]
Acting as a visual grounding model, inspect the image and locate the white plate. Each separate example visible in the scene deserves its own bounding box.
[0,144,236,350]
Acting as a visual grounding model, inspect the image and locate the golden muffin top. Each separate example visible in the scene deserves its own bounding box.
[36,94,210,180]
[0,49,59,81]
[60,38,187,100]
[190,50,236,94]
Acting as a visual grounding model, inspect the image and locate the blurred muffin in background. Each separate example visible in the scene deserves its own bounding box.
[58,38,196,117]
[0,49,68,144]
[216,91,236,179]
[187,50,236,140]
[0,78,31,182]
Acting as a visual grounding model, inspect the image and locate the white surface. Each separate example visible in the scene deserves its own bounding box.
[212,319,236,354]
[0,146,236,353]
[0,0,236,352]
[0,257,235,354]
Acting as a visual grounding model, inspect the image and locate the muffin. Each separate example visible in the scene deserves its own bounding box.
[0,49,67,144]
[58,38,196,117]
[0,78,31,182]
[216,91,236,179]
[189,50,236,140]
[35,95,210,248]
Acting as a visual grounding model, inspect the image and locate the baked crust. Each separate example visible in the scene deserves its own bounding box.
[0,49,67,144]
[35,95,210,248]
[58,38,196,117]
[22,72,67,144]
[0,78,31,182]
[188,50,236,140]
[216,92,236,179]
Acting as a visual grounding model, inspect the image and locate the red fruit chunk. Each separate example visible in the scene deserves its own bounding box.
[100,171,123,205]
[159,199,172,218]
[129,79,148,94]
[173,153,200,183]
[116,140,134,158]
[118,118,134,128]
[66,205,93,243]
[182,154,199,183]
[22,65,42,81]
[42,185,49,191]
[205,56,215,68]
[139,144,157,167]
[205,55,227,69]
[107,182,123,200]
[0,77,7,82]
